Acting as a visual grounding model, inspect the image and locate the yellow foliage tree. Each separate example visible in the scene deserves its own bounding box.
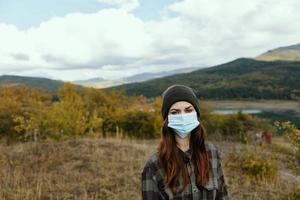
[45,83,89,139]
[0,85,52,141]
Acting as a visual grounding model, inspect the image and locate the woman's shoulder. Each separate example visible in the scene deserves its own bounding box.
[205,142,222,159]
[141,150,160,175]
[205,142,218,152]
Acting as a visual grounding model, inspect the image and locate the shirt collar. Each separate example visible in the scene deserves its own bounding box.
[184,148,192,159]
[178,147,192,163]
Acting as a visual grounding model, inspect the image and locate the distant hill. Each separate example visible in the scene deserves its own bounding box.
[122,67,199,82]
[0,75,67,93]
[104,58,300,100]
[74,77,106,85]
[256,43,300,61]
[72,67,200,88]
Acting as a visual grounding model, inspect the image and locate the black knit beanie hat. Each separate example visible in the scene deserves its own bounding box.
[161,84,200,120]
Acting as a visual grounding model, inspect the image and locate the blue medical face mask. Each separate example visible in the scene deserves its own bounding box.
[167,111,200,138]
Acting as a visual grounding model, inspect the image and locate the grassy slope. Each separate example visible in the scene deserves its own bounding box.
[256,51,300,61]
[0,137,299,200]
[256,43,300,61]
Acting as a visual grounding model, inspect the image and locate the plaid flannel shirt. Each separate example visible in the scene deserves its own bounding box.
[141,143,229,200]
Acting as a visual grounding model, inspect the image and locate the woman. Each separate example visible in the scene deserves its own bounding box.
[141,84,229,200]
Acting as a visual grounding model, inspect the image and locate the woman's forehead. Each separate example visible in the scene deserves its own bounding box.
[169,101,193,109]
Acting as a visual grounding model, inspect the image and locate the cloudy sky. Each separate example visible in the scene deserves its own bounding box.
[1,0,300,81]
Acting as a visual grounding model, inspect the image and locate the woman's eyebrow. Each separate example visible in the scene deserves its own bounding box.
[170,106,192,111]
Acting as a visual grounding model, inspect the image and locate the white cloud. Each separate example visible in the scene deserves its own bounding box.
[96,0,139,11]
[1,0,300,81]
[0,9,154,71]
[168,0,300,51]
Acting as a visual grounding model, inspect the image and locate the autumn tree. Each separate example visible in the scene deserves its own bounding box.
[150,96,163,138]
[98,90,130,138]
[0,85,52,141]
[45,83,89,139]
[119,109,157,138]
[13,88,52,141]
[0,86,22,139]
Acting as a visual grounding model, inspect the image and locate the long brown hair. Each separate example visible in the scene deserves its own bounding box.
[157,119,210,194]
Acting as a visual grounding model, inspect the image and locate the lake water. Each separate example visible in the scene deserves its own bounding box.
[212,108,300,130]
[213,109,262,115]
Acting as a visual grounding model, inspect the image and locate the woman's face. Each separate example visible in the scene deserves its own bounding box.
[168,101,196,115]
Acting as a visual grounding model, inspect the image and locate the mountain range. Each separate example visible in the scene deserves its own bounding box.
[72,67,200,88]
[105,58,300,100]
[1,43,300,99]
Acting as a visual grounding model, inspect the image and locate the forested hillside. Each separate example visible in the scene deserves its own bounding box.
[0,75,71,93]
[105,58,300,100]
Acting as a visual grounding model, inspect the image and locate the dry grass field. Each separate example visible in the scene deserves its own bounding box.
[0,137,299,200]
